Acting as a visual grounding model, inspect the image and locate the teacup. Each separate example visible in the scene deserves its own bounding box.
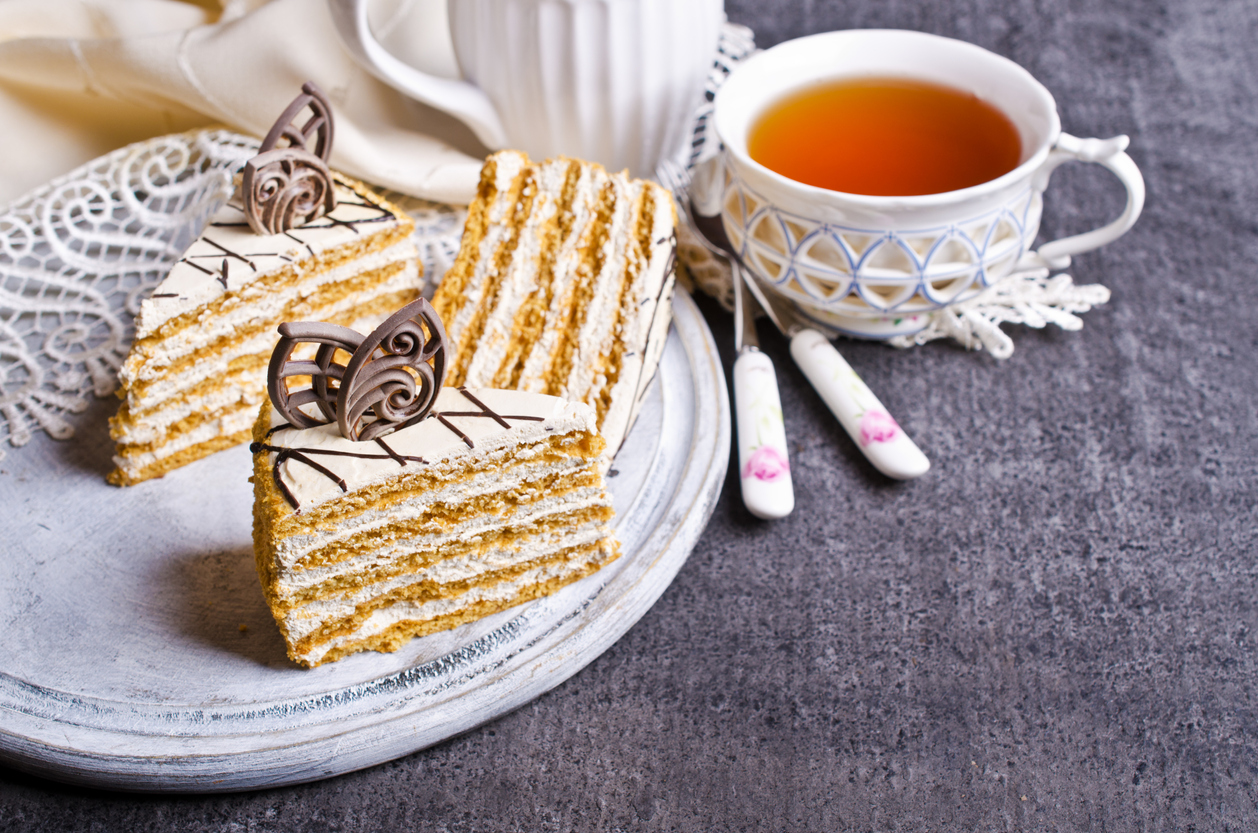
[697,29,1145,339]
[328,0,724,179]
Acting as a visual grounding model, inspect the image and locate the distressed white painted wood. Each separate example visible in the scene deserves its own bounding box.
[0,291,729,793]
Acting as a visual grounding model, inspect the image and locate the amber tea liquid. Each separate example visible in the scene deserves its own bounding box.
[747,77,1023,196]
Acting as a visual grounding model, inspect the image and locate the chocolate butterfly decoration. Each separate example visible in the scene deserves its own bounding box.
[241,81,337,235]
[267,298,448,442]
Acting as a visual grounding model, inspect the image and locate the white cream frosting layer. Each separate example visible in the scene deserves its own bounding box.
[261,386,597,512]
[445,151,529,357]
[111,404,259,479]
[562,171,636,403]
[126,242,417,387]
[274,485,610,602]
[293,543,611,666]
[269,450,598,573]
[119,256,418,418]
[459,157,567,385]
[511,161,607,392]
[282,521,609,643]
[136,181,410,338]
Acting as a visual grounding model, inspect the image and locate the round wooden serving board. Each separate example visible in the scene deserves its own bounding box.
[0,291,729,793]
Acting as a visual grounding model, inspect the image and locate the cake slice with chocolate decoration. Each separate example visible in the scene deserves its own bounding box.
[109,82,421,486]
[251,298,619,667]
[431,150,676,469]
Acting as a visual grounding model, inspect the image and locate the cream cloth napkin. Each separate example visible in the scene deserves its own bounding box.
[0,0,487,206]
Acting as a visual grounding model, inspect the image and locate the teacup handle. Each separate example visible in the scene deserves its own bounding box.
[1025,132,1146,271]
[325,0,509,149]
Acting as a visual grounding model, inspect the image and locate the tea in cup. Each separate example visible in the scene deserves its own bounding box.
[700,29,1145,339]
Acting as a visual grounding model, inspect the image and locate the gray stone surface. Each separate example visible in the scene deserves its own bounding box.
[2,0,1256,829]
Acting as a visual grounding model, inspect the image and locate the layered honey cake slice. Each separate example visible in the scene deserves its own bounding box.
[432,150,677,466]
[251,300,619,667]
[109,84,421,486]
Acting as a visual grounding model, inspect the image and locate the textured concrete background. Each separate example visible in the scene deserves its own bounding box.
[3,0,1257,830]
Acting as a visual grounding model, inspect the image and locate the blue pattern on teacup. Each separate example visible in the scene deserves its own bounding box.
[723,169,1043,318]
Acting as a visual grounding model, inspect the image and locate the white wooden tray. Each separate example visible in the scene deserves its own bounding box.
[0,290,729,793]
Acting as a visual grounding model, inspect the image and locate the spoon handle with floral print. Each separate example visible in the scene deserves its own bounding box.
[734,348,795,519]
[789,329,930,480]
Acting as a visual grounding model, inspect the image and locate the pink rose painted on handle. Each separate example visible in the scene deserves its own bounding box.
[858,409,900,446]
[742,445,790,482]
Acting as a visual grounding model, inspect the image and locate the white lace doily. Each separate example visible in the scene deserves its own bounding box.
[1,130,247,459]
[0,129,466,460]
[883,267,1110,359]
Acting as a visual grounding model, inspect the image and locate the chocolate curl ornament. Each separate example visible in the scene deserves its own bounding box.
[241,82,337,235]
[266,322,362,430]
[267,298,449,442]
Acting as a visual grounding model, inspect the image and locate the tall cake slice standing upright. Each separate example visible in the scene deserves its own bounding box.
[431,150,677,468]
[110,83,421,485]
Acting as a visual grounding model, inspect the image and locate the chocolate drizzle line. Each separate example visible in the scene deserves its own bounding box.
[456,387,512,428]
[662,229,678,286]
[185,250,278,264]
[264,421,295,439]
[323,213,363,234]
[256,387,548,510]
[639,228,677,351]
[173,195,394,281]
[434,414,474,449]
[290,203,393,229]
[439,412,546,422]
[276,448,345,508]
[250,439,427,511]
[251,441,427,466]
[284,230,317,258]
[428,387,546,449]
[200,236,258,271]
[374,436,409,467]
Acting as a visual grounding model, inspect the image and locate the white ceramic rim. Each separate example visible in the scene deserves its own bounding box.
[713,29,1063,208]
